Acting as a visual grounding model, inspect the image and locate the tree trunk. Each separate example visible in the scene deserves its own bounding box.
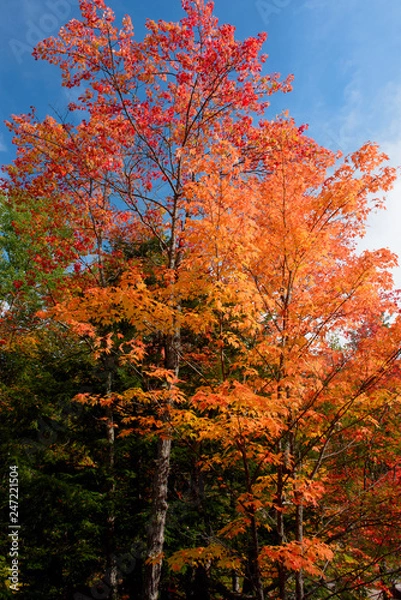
[238,443,264,600]
[232,571,240,593]
[144,327,180,600]
[295,501,304,600]
[143,191,181,600]
[105,370,119,600]
[250,515,265,600]
[144,435,172,600]
[276,464,287,600]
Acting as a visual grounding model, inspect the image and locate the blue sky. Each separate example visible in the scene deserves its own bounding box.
[1,0,401,283]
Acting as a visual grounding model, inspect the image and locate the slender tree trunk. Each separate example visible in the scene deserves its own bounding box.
[143,193,181,600]
[295,500,304,600]
[276,463,287,600]
[276,276,291,600]
[232,571,240,593]
[144,328,180,600]
[238,443,264,600]
[144,435,173,600]
[105,370,119,600]
[250,515,265,600]
[90,186,119,599]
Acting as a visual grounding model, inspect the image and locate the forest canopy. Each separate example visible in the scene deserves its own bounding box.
[1,1,401,599]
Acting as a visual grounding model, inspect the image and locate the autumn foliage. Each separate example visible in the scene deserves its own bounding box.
[1,1,401,599]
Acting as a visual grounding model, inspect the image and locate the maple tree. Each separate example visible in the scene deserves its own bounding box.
[4,1,292,598]
[2,1,401,599]
[165,121,401,599]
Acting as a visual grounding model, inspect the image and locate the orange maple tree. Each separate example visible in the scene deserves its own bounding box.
[165,120,401,599]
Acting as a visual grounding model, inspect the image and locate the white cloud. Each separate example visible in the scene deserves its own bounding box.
[355,81,401,289]
[315,70,401,288]
[0,134,7,153]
